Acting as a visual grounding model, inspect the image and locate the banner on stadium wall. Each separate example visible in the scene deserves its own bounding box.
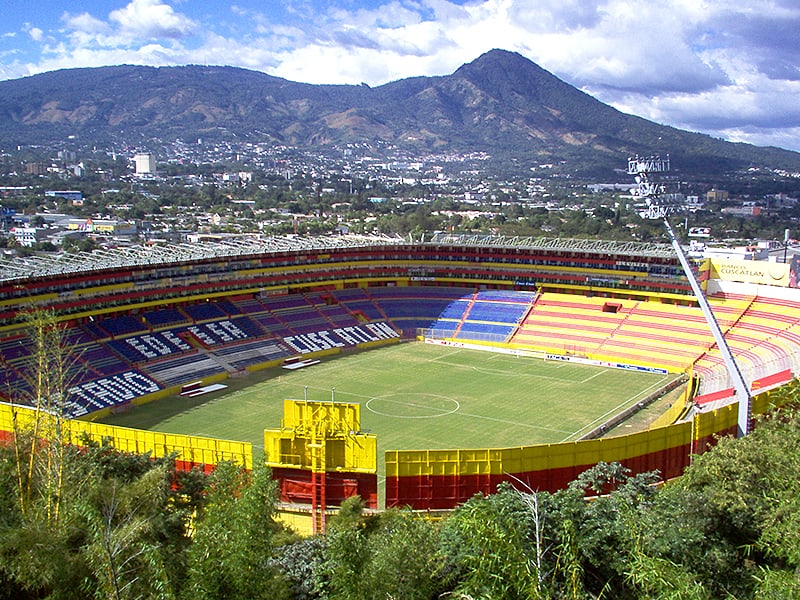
[708,259,790,287]
[546,353,668,374]
[424,338,543,357]
[423,339,667,373]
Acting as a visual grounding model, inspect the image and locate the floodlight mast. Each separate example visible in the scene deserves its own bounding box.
[628,155,752,436]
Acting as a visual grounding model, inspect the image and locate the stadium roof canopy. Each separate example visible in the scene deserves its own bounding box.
[426,233,676,258]
[0,233,677,283]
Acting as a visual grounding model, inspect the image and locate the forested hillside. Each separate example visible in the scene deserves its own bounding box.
[2,50,800,177]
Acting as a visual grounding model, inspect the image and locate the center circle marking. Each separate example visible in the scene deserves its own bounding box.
[365,393,460,419]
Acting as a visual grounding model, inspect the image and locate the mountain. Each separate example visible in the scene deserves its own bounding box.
[1,49,799,177]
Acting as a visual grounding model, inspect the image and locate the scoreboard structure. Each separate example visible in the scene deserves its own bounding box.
[264,399,378,533]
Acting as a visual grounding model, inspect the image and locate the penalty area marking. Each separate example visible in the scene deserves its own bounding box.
[366,393,460,419]
[560,375,673,442]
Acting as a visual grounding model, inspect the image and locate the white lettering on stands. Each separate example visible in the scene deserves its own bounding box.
[284,323,398,354]
[67,371,161,417]
[365,321,397,339]
[333,327,358,345]
[283,337,308,354]
[162,330,191,351]
[318,330,345,348]
[126,334,175,359]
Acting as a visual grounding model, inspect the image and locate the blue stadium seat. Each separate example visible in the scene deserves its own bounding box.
[232,297,268,314]
[78,343,129,376]
[456,322,515,338]
[466,302,528,323]
[183,303,227,322]
[142,308,189,328]
[96,315,149,338]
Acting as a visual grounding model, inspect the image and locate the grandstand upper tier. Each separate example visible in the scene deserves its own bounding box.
[0,233,685,324]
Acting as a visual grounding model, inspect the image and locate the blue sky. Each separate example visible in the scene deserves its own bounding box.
[2,0,800,152]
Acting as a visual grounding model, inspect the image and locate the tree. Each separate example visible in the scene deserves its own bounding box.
[62,235,97,253]
[542,462,662,597]
[271,536,329,600]
[0,437,194,599]
[628,386,800,598]
[9,309,77,523]
[78,467,173,600]
[439,485,544,599]
[316,498,443,600]
[318,496,373,599]
[359,509,443,600]
[183,458,293,600]
[0,308,206,599]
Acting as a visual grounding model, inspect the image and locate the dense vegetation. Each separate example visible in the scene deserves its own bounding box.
[4,389,800,599]
[3,312,800,598]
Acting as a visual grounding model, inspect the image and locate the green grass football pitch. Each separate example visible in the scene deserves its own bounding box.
[101,342,681,475]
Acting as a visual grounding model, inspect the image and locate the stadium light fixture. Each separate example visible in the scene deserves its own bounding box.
[628,155,752,437]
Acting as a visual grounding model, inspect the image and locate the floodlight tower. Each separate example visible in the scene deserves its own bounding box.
[628,155,752,437]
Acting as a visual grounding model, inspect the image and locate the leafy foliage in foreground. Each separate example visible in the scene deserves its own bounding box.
[3,384,800,598]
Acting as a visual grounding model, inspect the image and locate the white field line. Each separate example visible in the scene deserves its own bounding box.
[560,376,672,442]
[200,342,673,446]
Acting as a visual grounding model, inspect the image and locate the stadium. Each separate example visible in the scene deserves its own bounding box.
[0,232,797,531]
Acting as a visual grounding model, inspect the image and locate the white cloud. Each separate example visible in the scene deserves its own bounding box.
[62,12,111,35]
[609,74,800,132]
[109,0,197,41]
[0,61,26,80]
[24,24,44,42]
[721,126,800,151]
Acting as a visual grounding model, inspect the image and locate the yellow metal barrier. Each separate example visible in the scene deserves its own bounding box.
[0,403,252,470]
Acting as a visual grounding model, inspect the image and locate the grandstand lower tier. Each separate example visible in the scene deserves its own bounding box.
[3,282,800,417]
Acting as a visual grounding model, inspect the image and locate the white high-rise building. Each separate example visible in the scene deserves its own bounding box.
[134,152,157,176]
